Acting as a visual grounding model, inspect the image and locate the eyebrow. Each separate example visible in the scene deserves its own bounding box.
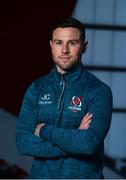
[53,39,62,42]
[53,39,80,42]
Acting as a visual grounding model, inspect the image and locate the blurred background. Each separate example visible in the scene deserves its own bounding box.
[0,0,126,178]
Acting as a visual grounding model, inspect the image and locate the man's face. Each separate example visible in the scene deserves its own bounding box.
[50,27,86,74]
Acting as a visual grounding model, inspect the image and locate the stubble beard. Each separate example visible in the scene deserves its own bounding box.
[55,58,79,73]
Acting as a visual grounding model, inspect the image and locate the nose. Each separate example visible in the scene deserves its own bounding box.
[62,44,70,54]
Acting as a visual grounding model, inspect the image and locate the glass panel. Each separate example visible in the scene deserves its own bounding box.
[93,30,113,66]
[112,72,126,107]
[105,113,126,159]
[115,0,126,25]
[72,0,96,23]
[113,32,126,67]
[95,0,114,24]
[82,30,113,66]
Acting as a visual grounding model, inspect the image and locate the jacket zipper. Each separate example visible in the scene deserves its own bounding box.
[57,76,65,110]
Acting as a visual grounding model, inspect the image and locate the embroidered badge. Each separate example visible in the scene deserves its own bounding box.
[68,96,82,112]
[38,93,52,105]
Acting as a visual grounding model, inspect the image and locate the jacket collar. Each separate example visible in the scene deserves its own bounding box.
[51,62,84,84]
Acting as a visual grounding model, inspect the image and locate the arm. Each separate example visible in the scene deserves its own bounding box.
[16,83,67,159]
[39,84,113,155]
[35,112,92,135]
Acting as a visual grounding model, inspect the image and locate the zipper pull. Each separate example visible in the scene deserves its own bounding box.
[60,76,64,86]
[60,81,63,86]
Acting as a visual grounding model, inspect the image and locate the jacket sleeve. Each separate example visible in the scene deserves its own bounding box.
[16,82,67,159]
[39,84,113,155]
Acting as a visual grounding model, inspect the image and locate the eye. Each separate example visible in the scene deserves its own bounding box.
[54,41,62,46]
[69,41,78,46]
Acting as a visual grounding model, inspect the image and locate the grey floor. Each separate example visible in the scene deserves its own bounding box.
[104,166,124,179]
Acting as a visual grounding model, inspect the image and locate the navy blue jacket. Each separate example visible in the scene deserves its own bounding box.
[16,63,112,179]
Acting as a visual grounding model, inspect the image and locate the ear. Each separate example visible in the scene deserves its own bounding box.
[82,41,88,53]
[50,40,52,47]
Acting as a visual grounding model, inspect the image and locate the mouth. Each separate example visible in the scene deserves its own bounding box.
[60,56,71,60]
[60,55,71,58]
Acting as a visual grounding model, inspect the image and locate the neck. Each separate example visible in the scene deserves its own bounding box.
[56,66,66,74]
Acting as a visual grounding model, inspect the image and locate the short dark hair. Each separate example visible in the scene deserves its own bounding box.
[51,17,85,41]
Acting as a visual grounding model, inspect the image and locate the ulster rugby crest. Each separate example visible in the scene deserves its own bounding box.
[68,96,82,112]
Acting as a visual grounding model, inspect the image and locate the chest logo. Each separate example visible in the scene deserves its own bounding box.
[38,93,52,105]
[68,96,82,112]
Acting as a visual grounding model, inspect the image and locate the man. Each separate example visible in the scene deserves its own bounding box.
[16,17,113,179]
